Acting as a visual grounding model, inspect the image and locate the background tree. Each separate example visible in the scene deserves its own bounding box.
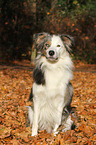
[0,0,96,63]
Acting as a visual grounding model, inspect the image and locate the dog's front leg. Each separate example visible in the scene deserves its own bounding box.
[31,97,39,136]
[53,102,64,135]
[53,124,59,135]
[53,110,63,135]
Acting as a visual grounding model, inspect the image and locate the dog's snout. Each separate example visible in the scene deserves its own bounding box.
[49,50,55,56]
[47,49,58,61]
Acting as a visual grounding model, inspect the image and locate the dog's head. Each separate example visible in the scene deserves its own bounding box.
[32,32,74,62]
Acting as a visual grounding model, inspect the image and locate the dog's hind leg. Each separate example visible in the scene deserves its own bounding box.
[62,115,73,132]
[26,106,33,127]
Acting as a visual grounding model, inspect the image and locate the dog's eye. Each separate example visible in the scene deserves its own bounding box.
[57,44,61,47]
[45,44,50,47]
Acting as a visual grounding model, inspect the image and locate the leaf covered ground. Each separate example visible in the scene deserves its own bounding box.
[0,60,96,144]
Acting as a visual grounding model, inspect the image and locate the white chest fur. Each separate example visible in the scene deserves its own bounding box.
[33,65,69,98]
[32,56,73,133]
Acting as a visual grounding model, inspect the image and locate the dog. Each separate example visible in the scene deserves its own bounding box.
[27,32,74,136]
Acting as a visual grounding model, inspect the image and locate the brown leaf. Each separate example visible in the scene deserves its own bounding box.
[10,139,20,145]
[0,126,12,139]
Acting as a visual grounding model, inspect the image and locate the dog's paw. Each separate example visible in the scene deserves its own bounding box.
[31,128,38,136]
[31,132,37,136]
[62,127,70,132]
[62,122,74,132]
[53,131,59,136]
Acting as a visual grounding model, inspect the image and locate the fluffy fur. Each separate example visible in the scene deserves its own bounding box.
[27,32,74,136]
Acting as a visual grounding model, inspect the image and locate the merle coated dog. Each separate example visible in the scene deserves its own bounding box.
[27,32,74,136]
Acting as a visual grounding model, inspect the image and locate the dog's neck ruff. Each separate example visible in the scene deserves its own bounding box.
[36,52,73,72]
[34,54,73,96]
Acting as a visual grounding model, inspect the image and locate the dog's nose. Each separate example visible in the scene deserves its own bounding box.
[49,50,55,56]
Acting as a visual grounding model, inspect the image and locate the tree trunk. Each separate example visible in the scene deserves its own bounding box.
[30,0,36,26]
[51,0,58,9]
[29,0,37,64]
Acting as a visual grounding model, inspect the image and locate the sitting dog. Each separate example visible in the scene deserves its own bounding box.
[27,32,74,136]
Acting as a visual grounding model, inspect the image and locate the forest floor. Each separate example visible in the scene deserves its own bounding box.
[0,60,96,144]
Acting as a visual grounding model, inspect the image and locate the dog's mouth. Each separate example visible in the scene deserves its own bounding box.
[46,56,58,62]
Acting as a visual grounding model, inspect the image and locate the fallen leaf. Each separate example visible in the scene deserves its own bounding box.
[0,126,12,139]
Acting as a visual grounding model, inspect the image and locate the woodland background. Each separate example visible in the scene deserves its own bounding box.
[0,0,96,63]
[0,0,96,144]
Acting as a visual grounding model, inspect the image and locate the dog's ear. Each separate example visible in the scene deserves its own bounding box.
[32,32,49,51]
[31,32,49,61]
[33,32,49,45]
[60,35,74,46]
[60,35,74,52]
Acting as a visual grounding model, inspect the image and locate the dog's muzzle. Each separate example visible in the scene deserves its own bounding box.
[46,49,59,62]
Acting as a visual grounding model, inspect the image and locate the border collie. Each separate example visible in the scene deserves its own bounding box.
[27,32,74,136]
